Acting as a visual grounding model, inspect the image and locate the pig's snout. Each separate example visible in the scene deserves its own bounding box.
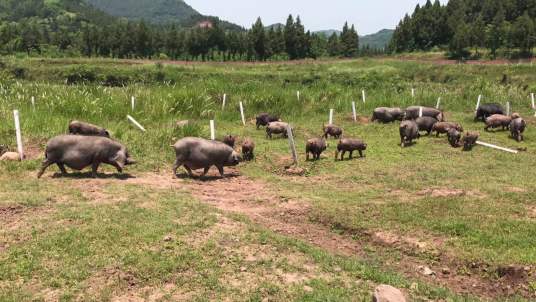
[126,158,136,165]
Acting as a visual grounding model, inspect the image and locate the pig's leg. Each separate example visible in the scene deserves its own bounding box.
[306,152,310,161]
[349,151,353,159]
[172,159,182,178]
[37,159,54,179]
[184,165,194,177]
[202,167,210,177]
[341,151,346,160]
[91,162,100,178]
[216,166,224,177]
[359,150,363,158]
[57,163,68,175]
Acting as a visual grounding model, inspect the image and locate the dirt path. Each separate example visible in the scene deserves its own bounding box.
[125,56,536,67]
[41,170,534,299]
[159,171,530,300]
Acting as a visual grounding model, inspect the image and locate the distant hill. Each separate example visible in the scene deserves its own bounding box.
[83,0,242,30]
[84,0,199,24]
[360,29,394,50]
[313,28,393,50]
[266,23,284,31]
[314,29,342,37]
[0,0,115,24]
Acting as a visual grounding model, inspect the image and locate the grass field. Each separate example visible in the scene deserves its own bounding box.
[0,57,535,301]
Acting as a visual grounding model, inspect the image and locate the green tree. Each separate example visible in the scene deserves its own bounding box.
[340,22,359,57]
[327,33,341,57]
[249,17,267,61]
[449,22,471,59]
[511,11,535,57]
[284,15,297,59]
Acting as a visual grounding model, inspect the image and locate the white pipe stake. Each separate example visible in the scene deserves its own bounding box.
[476,95,482,111]
[329,109,334,125]
[131,96,135,111]
[531,93,535,110]
[210,120,215,140]
[127,115,146,132]
[352,101,357,122]
[239,101,246,126]
[506,102,510,116]
[297,91,300,101]
[476,141,518,154]
[411,88,415,98]
[222,94,227,110]
[419,106,423,118]
[13,110,24,160]
[436,97,441,109]
[362,90,366,103]
[31,96,35,109]
[286,124,298,166]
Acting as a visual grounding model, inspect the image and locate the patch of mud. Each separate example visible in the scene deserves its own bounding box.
[373,231,443,252]
[506,187,527,193]
[417,188,486,199]
[0,205,53,233]
[112,284,197,302]
[82,266,138,299]
[24,141,44,160]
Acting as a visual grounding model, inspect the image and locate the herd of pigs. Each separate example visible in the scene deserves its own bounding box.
[0,101,525,179]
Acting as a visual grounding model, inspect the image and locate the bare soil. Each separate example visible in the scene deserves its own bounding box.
[30,169,536,299]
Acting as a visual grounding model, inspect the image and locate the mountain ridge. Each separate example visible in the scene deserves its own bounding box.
[83,0,243,30]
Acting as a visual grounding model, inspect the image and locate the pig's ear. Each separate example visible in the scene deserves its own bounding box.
[105,130,110,137]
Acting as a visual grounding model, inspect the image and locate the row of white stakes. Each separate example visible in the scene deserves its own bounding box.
[13,91,536,161]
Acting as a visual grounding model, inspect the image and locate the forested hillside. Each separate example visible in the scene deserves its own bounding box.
[0,0,364,61]
[84,0,199,24]
[360,29,394,50]
[389,0,536,59]
[83,0,241,30]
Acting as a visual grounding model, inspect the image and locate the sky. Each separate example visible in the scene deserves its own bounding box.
[186,0,448,35]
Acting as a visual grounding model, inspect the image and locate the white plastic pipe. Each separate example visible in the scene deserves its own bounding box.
[222,94,227,110]
[31,96,35,109]
[286,124,298,166]
[436,97,441,109]
[131,96,135,111]
[419,106,423,118]
[476,95,482,111]
[506,102,510,116]
[476,141,518,154]
[531,93,535,109]
[329,109,334,125]
[297,90,300,101]
[127,115,146,132]
[239,101,246,126]
[13,110,24,160]
[411,88,415,98]
[210,120,215,140]
[362,90,366,103]
[352,101,357,122]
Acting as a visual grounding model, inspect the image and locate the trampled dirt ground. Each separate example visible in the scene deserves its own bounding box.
[41,168,534,300]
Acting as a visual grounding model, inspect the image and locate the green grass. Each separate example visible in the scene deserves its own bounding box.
[1,57,535,300]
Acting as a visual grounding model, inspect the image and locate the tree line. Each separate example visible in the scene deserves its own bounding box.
[389,0,536,59]
[0,0,366,61]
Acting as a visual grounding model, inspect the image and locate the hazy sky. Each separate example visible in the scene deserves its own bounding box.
[187,0,448,35]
